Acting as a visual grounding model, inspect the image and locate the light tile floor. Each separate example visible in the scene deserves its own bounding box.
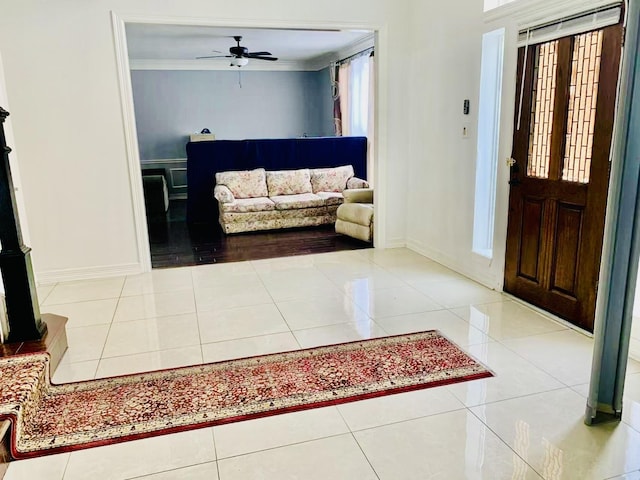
[6,248,640,479]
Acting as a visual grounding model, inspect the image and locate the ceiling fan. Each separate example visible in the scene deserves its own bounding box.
[196,36,278,67]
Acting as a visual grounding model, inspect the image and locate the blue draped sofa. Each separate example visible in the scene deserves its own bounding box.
[186,136,368,225]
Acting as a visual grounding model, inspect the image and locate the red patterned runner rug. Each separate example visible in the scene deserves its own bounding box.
[0,330,493,459]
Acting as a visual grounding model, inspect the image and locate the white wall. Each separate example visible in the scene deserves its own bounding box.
[0,0,412,281]
[405,0,512,288]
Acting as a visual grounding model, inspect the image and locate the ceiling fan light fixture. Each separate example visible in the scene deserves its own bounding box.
[230,57,249,67]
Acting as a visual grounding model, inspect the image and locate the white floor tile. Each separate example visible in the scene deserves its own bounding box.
[450,300,567,341]
[277,294,370,330]
[413,276,505,308]
[201,332,300,363]
[388,262,466,285]
[191,263,258,290]
[217,434,378,480]
[318,263,406,291]
[60,324,110,363]
[114,291,196,322]
[259,268,342,302]
[41,298,118,328]
[95,346,203,378]
[51,360,98,383]
[122,268,193,297]
[292,321,388,349]
[132,462,219,479]
[197,304,289,344]
[358,247,433,268]
[250,255,319,274]
[4,453,69,480]
[355,409,541,479]
[446,342,564,407]
[63,429,215,480]
[194,283,273,312]
[43,277,125,305]
[471,388,640,480]
[501,329,595,386]
[618,372,640,434]
[350,285,443,319]
[214,407,349,458]
[102,313,200,358]
[337,387,465,431]
[375,309,491,346]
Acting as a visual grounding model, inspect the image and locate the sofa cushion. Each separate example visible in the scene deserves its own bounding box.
[266,169,312,196]
[310,165,354,193]
[215,168,268,199]
[316,191,344,206]
[221,197,276,213]
[270,193,325,210]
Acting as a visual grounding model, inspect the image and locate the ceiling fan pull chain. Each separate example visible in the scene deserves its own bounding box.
[238,70,242,89]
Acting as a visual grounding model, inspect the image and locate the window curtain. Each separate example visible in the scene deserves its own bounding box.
[333,51,373,138]
[367,52,375,186]
[338,62,351,136]
[331,64,342,136]
[348,53,370,137]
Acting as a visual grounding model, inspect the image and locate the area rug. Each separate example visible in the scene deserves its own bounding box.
[0,330,493,459]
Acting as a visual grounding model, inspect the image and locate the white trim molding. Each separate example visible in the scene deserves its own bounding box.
[112,12,153,273]
[384,237,407,249]
[36,263,143,285]
[140,157,187,165]
[485,0,620,27]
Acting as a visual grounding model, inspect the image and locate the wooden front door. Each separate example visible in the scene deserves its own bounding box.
[504,24,623,332]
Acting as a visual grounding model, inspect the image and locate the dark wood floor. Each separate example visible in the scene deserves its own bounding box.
[147,200,370,269]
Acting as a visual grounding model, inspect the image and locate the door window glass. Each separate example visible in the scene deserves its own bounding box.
[527,40,558,179]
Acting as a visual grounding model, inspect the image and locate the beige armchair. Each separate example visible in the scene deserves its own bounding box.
[335,188,374,242]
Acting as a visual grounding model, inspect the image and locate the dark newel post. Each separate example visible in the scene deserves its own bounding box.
[0,107,47,341]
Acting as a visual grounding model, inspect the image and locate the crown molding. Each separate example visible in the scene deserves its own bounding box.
[335,32,375,61]
[484,0,619,27]
[129,58,315,71]
[304,32,375,71]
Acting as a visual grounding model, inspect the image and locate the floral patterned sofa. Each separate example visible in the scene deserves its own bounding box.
[213,165,368,234]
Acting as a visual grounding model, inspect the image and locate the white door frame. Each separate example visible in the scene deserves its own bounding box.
[111,12,389,272]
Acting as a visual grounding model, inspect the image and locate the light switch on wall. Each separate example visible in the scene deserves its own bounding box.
[462,123,470,139]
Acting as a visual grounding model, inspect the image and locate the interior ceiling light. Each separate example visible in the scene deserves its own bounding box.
[230,57,249,67]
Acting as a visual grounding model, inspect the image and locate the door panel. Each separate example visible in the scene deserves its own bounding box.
[504,24,622,331]
[551,203,583,296]
[518,198,544,282]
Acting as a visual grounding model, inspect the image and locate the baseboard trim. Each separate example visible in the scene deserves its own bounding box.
[36,263,143,285]
[406,239,502,290]
[384,237,406,249]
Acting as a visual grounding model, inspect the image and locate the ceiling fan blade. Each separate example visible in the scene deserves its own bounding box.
[196,55,231,59]
[247,51,272,56]
[248,55,278,61]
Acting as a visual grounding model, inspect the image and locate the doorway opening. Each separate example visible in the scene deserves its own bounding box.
[120,22,378,269]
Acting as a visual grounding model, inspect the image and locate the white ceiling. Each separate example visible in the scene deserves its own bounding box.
[125,24,373,63]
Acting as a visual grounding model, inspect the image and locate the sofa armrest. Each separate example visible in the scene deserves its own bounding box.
[347,177,369,189]
[343,188,373,204]
[214,184,235,204]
